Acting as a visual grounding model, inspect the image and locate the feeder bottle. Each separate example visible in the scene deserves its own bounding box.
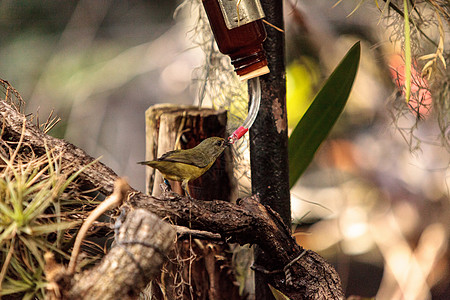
[202,0,270,81]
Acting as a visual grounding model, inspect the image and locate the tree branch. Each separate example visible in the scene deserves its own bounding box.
[0,100,343,299]
[66,209,175,300]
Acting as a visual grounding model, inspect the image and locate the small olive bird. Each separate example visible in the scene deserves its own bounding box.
[138,137,229,198]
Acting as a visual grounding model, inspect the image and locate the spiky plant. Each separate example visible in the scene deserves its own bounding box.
[0,81,102,299]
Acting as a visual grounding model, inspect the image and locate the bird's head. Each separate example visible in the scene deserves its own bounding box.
[195,137,229,160]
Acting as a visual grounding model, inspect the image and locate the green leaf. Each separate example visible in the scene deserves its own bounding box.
[288,42,360,188]
[0,224,16,245]
[0,280,31,295]
[31,220,80,235]
[403,0,411,103]
[347,0,365,17]
[268,284,291,300]
[18,235,45,270]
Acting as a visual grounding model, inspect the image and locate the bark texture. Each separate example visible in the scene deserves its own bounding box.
[250,0,290,226]
[250,0,290,298]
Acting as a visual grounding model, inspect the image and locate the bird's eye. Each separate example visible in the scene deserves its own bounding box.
[216,140,223,146]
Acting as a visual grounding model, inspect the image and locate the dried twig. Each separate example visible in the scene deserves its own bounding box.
[68,178,129,274]
[174,225,222,241]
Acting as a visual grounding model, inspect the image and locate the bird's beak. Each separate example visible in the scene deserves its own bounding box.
[224,139,232,147]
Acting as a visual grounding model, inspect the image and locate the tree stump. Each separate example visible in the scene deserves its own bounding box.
[144,104,245,299]
[144,104,236,201]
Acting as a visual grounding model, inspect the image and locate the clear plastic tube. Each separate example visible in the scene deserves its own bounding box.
[228,77,261,144]
[243,77,261,129]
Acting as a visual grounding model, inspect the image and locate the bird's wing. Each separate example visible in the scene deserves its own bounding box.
[158,149,209,168]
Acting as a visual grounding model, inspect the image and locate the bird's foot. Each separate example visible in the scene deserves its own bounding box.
[159,183,180,200]
[163,179,172,191]
[163,191,182,200]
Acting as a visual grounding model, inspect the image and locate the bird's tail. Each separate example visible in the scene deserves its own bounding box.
[137,161,154,166]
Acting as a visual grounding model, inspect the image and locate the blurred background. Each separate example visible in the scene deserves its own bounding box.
[0,0,448,299]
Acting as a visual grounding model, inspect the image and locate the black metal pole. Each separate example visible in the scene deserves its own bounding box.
[249,0,290,299]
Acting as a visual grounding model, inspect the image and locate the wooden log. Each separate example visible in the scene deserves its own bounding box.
[144,104,236,201]
[66,209,176,300]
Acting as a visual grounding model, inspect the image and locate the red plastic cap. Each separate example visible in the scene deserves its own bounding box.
[228,126,249,144]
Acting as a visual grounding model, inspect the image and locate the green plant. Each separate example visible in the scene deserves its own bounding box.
[0,142,98,299]
[288,42,361,188]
